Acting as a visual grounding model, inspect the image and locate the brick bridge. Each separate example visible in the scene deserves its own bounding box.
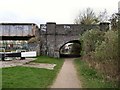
[0,22,109,58]
[39,22,109,58]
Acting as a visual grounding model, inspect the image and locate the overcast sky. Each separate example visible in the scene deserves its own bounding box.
[0,0,119,26]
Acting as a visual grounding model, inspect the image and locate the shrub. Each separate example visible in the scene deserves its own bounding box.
[80,29,104,55]
[94,30,119,80]
[94,30,118,62]
[81,29,119,82]
[28,37,38,43]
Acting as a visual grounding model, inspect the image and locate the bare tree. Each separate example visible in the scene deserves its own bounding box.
[74,8,98,25]
[74,8,110,25]
[97,9,109,22]
[109,13,118,30]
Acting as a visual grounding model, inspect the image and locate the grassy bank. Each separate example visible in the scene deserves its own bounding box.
[2,56,64,88]
[74,58,117,88]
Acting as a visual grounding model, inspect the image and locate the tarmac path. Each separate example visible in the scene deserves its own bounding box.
[51,58,81,88]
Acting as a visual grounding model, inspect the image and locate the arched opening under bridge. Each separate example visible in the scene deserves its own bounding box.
[59,40,81,58]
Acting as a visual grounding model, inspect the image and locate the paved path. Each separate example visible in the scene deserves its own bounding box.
[51,58,81,88]
[0,58,56,70]
[22,63,56,70]
[0,58,36,68]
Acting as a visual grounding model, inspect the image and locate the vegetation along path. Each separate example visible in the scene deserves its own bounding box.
[51,58,81,88]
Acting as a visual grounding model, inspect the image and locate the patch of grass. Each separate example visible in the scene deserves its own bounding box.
[32,56,62,64]
[0,68,2,89]
[74,58,117,88]
[32,56,64,72]
[2,56,64,88]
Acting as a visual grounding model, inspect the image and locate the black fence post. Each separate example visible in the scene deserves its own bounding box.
[2,54,5,61]
[20,51,25,60]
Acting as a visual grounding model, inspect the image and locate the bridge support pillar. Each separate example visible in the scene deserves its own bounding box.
[54,51,60,58]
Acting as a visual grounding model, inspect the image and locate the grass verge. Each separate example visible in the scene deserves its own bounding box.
[32,56,62,64]
[74,58,118,88]
[0,68,2,89]
[2,56,64,88]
